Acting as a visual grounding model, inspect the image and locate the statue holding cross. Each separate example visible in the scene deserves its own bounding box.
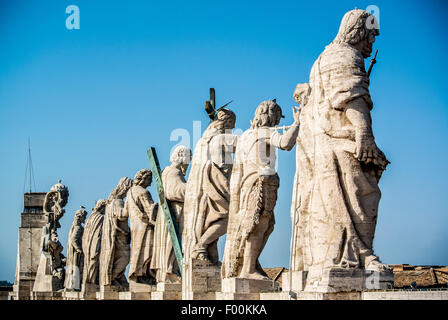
[150,145,191,283]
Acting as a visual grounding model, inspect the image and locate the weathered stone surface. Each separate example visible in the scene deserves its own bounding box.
[129,280,157,293]
[304,268,393,293]
[182,109,237,298]
[13,193,46,300]
[362,290,448,300]
[151,290,181,300]
[126,169,158,285]
[156,282,182,292]
[99,177,133,289]
[33,180,69,293]
[63,291,82,300]
[65,206,87,291]
[222,278,279,294]
[182,259,221,300]
[290,9,391,293]
[31,291,64,300]
[151,146,191,283]
[82,199,106,291]
[281,271,307,292]
[118,291,152,300]
[216,292,260,300]
[259,292,292,300]
[222,101,299,281]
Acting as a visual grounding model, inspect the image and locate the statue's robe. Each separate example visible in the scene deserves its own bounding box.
[222,128,288,278]
[99,199,129,286]
[151,165,186,282]
[183,126,238,263]
[64,223,84,290]
[126,185,157,281]
[82,210,104,286]
[291,42,382,276]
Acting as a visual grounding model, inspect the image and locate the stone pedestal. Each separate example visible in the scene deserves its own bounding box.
[218,278,280,300]
[32,252,64,293]
[259,292,293,300]
[97,285,121,300]
[151,282,182,300]
[31,291,63,300]
[118,291,153,300]
[281,271,307,292]
[304,268,394,293]
[81,283,98,300]
[128,281,156,300]
[182,259,221,300]
[63,291,82,300]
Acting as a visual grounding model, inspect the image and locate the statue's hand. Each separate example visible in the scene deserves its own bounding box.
[354,132,377,164]
[355,132,390,169]
[372,147,390,170]
[292,106,301,125]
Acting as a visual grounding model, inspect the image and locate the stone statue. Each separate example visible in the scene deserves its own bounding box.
[183,108,238,264]
[99,177,133,289]
[151,145,191,283]
[65,206,88,291]
[33,180,69,292]
[290,9,390,289]
[222,100,300,280]
[126,169,158,285]
[81,199,107,291]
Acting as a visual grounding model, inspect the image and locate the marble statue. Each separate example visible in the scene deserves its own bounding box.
[99,177,133,288]
[222,100,300,280]
[126,169,158,285]
[151,145,191,283]
[33,180,69,292]
[290,9,390,286]
[183,108,238,264]
[81,199,107,290]
[65,206,88,291]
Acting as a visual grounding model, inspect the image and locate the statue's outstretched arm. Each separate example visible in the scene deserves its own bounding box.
[271,107,301,151]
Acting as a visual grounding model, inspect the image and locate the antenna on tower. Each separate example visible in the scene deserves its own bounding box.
[23,137,37,193]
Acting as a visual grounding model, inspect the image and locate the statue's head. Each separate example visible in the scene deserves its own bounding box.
[92,198,107,214]
[108,177,133,201]
[74,206,88,224]
[170,145,192,175]
[209,108,236,132]
[49,179,69,208]
[134,169,152,188]
[293,83,311,106]
[252,99,283,128]
[332,9,379,58]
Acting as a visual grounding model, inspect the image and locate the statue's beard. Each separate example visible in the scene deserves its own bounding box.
[362,43,373,58]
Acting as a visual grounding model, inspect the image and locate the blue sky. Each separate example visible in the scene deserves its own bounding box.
[0,0,447,282]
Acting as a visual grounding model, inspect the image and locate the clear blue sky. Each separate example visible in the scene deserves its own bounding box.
[0,0,447,282]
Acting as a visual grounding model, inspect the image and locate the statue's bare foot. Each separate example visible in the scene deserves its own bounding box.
[366,259,392,272]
